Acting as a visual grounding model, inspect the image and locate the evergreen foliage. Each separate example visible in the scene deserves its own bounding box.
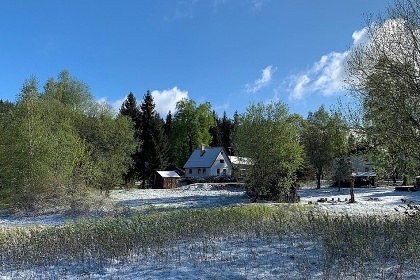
[139,91,168,188]
[119,92,142,183]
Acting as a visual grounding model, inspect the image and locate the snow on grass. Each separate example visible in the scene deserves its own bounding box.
[110,184,249,210]
[1,184,420,279]
[298,185,420,216]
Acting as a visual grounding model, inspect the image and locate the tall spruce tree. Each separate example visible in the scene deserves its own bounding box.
[119,92,142,183]
[210,111,222,147]
[139,91,168,188]
[220,111,234,154]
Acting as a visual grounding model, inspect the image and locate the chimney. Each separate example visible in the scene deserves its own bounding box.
[200,144,205,156]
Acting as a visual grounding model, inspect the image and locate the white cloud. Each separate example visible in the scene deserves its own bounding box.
[290,75,310,100]
[286,26,371,100]
[245,65,276,93]
[352,27,368,47]
[110,97,127,113]
[288,51,348,100]
[151,86,189,116]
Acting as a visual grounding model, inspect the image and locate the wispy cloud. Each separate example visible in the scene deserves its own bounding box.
[165,0,199,21]
[151,86,189,116]
[245,65,276,93]
[252,0,267,9]
[287,27,369,100]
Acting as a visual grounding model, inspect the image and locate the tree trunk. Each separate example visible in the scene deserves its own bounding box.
[349,179,355,203]
[316,172,321,189]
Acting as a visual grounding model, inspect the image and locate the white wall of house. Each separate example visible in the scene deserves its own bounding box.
[351,155,375,173]
[186,167,210,178]
[210,151,231,176]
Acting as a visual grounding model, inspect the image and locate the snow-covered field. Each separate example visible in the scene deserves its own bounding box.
[298,185,420,216]
[110,183,248,210]
[1,184,417,228]
[1,184,420,279]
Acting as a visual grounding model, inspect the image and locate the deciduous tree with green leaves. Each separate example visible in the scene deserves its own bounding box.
[301,106,348,189]
[0,71,137,212]
[169,98,216,168]
[347,0,420,179]
[234,101,304,201]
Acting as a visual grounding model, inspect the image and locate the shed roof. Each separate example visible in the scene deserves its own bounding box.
[156,171,180,178]
[183,147,230,169]
[230,156,252,165]
[353,171,377,177]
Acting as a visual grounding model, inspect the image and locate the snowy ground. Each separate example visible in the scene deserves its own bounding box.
[298,185,420,216]
[1,184,417,227]
[110,184,248,211]
[1,184,420,279]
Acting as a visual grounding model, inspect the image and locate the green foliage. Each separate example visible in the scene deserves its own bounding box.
[333,155,352,191]
[119,92,142,182]
[210,111,235,154]
[78,113,136,194]
[347,0,420,178]
[169,98,216,168]
[0,71,137,213]
[301,106,348,188]
[234,101,304,201]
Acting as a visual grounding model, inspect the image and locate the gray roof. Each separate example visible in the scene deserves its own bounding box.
[230,156,252,165]
[353,171,377,177]
[183,147,230,169]
[156,171,180,178]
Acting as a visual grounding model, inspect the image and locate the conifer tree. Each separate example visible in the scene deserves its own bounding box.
[210,111,222,147]
[139,91,168,188]
[119,92,142,183]
[220,111,234,154]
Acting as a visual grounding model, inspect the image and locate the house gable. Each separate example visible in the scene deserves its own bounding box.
[183,147,232,178]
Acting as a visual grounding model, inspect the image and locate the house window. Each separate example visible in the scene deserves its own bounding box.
[223,169,227,175]
[203,168,206,174]
[220,159,224,163]
[189,169,192,174]
[198,168,201,174]
[217,169,220,175]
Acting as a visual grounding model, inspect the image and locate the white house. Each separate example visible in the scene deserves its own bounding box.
[183,146,232,178]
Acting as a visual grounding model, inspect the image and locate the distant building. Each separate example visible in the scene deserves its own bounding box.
[230,156,252,180]
[351,154,377,186]
[183,145,232,178]
[153,171,180,189]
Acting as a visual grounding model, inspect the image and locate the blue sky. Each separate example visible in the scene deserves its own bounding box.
[0,0,390,118]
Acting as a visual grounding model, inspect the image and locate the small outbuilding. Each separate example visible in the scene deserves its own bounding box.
[230,156,252,181]
[353,171,377,187]
[153,171,180,189]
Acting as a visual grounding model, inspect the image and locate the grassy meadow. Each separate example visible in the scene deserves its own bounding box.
[0,203,420,279]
